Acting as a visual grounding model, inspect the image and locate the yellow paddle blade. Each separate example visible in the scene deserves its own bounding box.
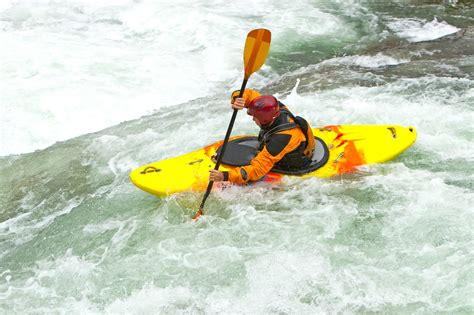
[243,28,271,79]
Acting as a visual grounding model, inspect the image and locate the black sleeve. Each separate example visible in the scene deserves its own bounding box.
[266,134,291,156]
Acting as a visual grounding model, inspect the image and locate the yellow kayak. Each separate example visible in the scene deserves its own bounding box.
[130,125,416,197]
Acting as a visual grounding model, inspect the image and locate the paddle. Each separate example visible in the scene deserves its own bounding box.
[192,28,271,221]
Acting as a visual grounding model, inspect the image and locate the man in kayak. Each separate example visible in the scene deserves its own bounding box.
[209,89,315,184]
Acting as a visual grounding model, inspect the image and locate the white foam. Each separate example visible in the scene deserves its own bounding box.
[0,0,351,156]
[207,251,331,314]
[105,285,195,314]
[323,53,410,68]
[0,249,101,314]
[387,17,460,43]
[0,196,83,249]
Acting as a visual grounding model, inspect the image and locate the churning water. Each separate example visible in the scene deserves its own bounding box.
[1,0,473,313]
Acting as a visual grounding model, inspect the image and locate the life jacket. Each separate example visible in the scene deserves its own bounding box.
[257,102,314,170]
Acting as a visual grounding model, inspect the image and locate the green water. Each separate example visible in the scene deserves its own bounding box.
[1,0,473,314]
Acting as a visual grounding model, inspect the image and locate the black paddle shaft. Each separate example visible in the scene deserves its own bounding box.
[198,78,248,210]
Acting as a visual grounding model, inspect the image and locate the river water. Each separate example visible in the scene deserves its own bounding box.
[1,0,473,313]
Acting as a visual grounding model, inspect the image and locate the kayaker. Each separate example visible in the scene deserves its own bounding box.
[210,89,315,184]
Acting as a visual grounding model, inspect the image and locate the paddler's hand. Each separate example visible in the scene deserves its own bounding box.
[209,170,225,182]
[231,97,246,110]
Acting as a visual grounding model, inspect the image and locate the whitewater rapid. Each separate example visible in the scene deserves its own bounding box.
[1,0,473,314]
[0,0,352,156]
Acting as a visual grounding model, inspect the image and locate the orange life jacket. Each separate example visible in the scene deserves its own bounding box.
[225,99,315,184]
[258,104,315,170]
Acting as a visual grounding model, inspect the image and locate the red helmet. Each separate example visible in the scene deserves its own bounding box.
[247,95,280,125]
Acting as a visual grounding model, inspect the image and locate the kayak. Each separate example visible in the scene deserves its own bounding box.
[130,125,416,197]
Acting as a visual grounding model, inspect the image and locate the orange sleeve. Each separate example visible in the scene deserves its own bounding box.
[227,146,279,184]
[226,128,306,184]
[230,89,261,107]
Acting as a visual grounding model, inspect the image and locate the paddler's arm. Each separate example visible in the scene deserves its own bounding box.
[226,147,280,184]
[210,131,302,184]
[209,148,277,184]
[208,90,261,182]
[230,89,261,110]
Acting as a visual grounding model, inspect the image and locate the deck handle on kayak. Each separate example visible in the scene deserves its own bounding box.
[333,152,344,164]
[387,127,397,139]
[188,159,204,165]
[140,166,161,174]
